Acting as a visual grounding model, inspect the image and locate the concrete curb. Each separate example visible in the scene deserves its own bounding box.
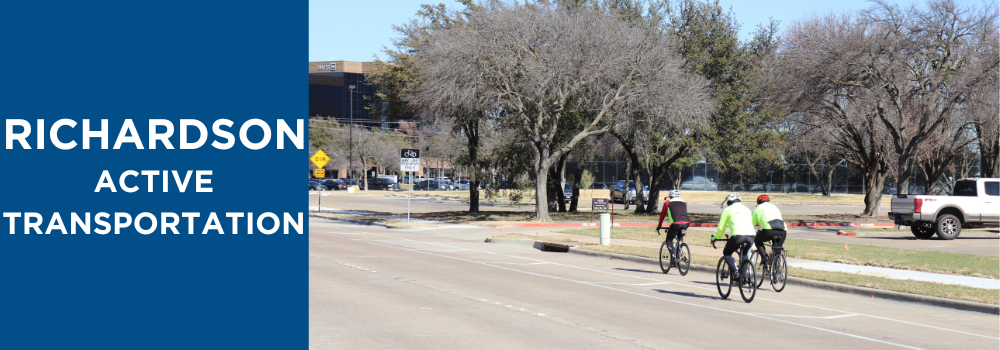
[485,239,999,315]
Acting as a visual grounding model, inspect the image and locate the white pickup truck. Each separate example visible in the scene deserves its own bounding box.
[889,178,1000,239]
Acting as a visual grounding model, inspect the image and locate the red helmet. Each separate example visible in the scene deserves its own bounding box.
[757,195,770,202]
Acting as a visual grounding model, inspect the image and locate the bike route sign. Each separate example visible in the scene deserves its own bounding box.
[400,148,420,172]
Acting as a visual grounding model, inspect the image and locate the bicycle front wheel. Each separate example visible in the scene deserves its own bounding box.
[771,252,787,292]
[752,250,766,288]
[716,257,731,299]
[739,261,757,303]
[659,241,672,274]
[677,243,691,276]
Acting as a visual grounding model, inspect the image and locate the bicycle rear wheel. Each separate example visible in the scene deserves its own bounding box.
[739,261,757,303]
[677,243,691,276]
[716,257,731,299]
[659,241,672,274]
[771,251,787,292]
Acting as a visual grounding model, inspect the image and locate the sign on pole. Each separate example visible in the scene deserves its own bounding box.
[401,148,421,223]
[310,150,330,169]
[400,148,421,172]
[314,169,325,178]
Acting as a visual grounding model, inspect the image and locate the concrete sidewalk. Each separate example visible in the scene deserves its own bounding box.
[528,230,1000,290]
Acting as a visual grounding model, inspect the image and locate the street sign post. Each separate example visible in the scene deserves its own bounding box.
[310,150,330,212]
[310,150,330,169]
[400,148,421,222]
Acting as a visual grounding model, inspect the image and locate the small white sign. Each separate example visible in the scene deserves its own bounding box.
[400,158,420,172]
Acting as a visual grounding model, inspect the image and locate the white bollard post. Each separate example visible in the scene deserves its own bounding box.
[599,213,611,246]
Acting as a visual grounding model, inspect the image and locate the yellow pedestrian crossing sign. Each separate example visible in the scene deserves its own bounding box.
[310,150,330,168]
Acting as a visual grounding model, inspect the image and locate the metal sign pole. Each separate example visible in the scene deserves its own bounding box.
[407,171,411,223]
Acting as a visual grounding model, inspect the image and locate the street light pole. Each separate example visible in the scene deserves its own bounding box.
[349,85,355,181]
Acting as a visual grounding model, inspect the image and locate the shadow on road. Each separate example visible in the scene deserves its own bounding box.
[652,289,720,300]
[613,268,663,275]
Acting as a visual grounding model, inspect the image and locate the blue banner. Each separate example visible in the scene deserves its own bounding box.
[0,1,306,348]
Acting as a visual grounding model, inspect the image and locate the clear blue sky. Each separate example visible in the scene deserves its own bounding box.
[308,0,958,62]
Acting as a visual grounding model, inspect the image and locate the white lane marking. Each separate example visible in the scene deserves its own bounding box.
[591,282,674,286]
[750,313,861,319]
[408,248,470,252]
[487,262,552,266]
[313,222,999,341]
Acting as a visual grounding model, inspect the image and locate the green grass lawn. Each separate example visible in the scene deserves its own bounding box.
[574,244,999,304]
[559,226,1000,279]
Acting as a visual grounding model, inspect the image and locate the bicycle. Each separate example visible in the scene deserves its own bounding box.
[711,236,757,303]
[656,227,690,276]
[750,238,788,292]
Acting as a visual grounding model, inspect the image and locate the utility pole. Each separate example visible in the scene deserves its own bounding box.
[349,85,355,181]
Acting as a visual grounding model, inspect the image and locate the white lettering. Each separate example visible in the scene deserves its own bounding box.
[114,212,132,235]
[135,213,157,235]
[83,119,109,149]
[6,119,31,149]
[212,119,235,149]
[196,170,212,192]
[180,119,208,149]
[113,119,144,149]
[149,119,175,149]
[239,119,271,150]
[50,119,78,150]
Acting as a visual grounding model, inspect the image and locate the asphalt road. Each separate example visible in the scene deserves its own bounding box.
[310,218,999,349]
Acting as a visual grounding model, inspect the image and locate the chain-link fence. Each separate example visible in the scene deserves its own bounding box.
[568,156,982,195]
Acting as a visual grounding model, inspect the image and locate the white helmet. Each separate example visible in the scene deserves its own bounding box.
[720,192,741,208]
[668,189,681,198]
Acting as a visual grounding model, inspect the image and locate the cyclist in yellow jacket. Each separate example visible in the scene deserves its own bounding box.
[752,194,786,265]
[712,193,756,277]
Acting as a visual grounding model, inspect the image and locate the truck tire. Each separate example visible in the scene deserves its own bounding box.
[935,214,962,240]
[910,224,934,239]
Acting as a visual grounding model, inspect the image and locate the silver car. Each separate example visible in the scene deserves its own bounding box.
[612,180,649,204]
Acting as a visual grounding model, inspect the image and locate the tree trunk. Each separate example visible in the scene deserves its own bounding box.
[557,154,568,212]
[534,161,553,222]
[628,152,645,214]
[860,162,889,216]
[895,156,915,195]
[822,161,840,197]
[464,121,481,212]
[570,163,584,212]
[647,165,665,213]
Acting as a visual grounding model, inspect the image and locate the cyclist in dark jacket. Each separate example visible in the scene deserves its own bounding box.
[656,190,690,259]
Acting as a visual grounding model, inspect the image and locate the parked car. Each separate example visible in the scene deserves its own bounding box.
[367,178,401,191]
[588,182,608,190]
[612,180,649,204]
[564,183,574,203]
[415,180,453,191]
[889,177,1000,239]
[322,179,347,191]
[340,178,360,186]
[309,180,327,191]
[455,179,482,190]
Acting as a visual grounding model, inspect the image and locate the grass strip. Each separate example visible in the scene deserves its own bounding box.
[574,244,999,304]
[558,227,1000,279]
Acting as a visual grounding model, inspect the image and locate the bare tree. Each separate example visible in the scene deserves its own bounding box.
[855,0,997,194]
[775,0,996,214]
[777,10,895,215]
[785,122,846,197]
[412,3,692,221]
